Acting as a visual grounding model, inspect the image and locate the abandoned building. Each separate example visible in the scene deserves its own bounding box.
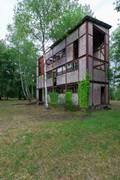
[36,16,111,107]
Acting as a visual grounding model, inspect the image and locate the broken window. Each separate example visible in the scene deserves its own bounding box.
[63,65,66,73]
[57,65,66,76]
[67,60,78,72]
[93,26,105,54]
[93,26,105,71]
[73,39,79,59]
[67,63,73,72]
[57,67,63,75]
[54,49,66,62]
[74,60,78,70]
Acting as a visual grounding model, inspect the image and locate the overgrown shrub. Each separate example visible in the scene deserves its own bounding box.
[110,87,115,100]
[65,90,73,111]
[114,86,120,100]
[49,91,58,107]
[110,86,120,100]
[78,74,90,109]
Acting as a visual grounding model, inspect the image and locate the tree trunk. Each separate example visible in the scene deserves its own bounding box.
[42,41,48,108]
[18,48,28,100]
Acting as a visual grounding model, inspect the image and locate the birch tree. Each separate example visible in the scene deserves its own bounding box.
[13,0,93,107]
[7,24,38,101]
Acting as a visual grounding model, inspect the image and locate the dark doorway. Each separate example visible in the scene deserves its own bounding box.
[101,86,105,104]
[39,89,42,102]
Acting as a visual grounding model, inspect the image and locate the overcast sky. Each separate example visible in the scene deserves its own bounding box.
[0,0,119,39]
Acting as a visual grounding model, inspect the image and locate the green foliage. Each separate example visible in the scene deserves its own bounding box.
[50,4,93,41]
[14,0,93,45]
[0,37,37,100]
[110,27,120,90]
[114,0,120,12]
[111,86,120,100]
[0,41,20,99]
[0,100,120,179]
[78,74,90,109]
[115,86,120,100]
[65,90,73,111]
[49,91,58,107]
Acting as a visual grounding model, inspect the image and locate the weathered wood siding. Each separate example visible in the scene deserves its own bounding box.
[66,44,73,62]
[38,76,44,88]
[88,57,93,80]
[79,22,86,36]
[79,57,86,80]
[93,69,105,82]
[53,57,66,69]
[53,40,65,55]
[79,35,86,57]
[67,71,78,83]
[57,74,66,85]
[46,78,53,87]
[66,29,78,45]
[58,93,78,105]
[72,93,78,105]
[46,63,53,72]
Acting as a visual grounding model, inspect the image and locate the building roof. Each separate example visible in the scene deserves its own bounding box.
[50,16,112,49]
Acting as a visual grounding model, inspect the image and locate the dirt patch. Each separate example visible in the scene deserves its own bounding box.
[0,101,87,133]
[0,100,119,133]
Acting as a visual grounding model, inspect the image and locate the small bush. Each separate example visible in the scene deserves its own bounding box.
[49,91,58,107]
[78,74,90,110]
[110,87,115,100]
[114,86,120,100]
[65,90,73,111]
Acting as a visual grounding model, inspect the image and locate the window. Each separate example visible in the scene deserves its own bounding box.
[73,39,79,59]
[57,67,63,75]
[63,65,66,73]
[74,60,78,70]
[93,26,105,53]
[54,49,66,62]
[93,26,105,71]
[67,61,78,72]
[62,49,66,57]
[67,63,74,72]
[57,65,66,76]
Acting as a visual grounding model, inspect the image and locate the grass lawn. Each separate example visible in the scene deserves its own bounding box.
[0,100,120,180]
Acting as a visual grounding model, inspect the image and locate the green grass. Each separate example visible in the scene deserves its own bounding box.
[0,100,120,179]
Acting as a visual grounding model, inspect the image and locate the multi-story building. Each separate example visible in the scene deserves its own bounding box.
[36,16,111,108]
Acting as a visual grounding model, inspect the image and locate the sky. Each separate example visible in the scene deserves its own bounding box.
[0,0,119,39]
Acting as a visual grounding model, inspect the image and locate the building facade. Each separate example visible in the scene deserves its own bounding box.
[36,16,111,107]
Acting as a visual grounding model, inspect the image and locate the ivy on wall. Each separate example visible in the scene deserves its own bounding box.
[49,91,58,107]
[78,74,90,109]
[65,90,73,111]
